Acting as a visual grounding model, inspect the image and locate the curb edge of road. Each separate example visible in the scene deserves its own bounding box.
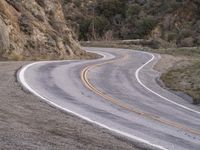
[17,49,168,150]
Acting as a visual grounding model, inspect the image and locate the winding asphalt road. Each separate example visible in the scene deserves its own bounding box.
[18,47,200,150]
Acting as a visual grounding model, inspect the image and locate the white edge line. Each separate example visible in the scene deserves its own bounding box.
[17,53,167,150]
[135,51,200,115]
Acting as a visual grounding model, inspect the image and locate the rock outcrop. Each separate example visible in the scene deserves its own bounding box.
[0,0,86,60]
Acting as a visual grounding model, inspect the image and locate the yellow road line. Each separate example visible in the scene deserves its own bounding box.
[81,53,200,136]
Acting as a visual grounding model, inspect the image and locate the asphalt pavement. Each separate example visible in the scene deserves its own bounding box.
[18,47,200,150]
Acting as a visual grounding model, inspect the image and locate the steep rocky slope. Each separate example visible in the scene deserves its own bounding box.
[0,0,88,60]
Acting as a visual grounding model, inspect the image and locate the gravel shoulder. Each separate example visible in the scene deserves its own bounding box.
[0,61,138,150]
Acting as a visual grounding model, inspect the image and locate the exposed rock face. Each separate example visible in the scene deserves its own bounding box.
[0,0,85,60]
[0,15,9,55]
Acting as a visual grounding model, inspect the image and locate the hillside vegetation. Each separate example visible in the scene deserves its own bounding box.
[64,0,200,48]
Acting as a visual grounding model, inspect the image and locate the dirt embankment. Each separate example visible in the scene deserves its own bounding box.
[154,54,200,104]
[0,61,139,149]
[154,54,190,73]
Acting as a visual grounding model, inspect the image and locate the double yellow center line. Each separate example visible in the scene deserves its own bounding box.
[81,53,200,136]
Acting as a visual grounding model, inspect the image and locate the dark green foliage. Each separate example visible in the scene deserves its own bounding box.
[148,40,160,49]
[63,0,199,45]
[91,16,110,37]
[74,0,81,7]
[62,0,71,5]
[167,32,177,42]
[135,17,158,38]
[79,19,91,41]
[192,0,200,13]
[77,0,169,40]
[96,0,126,20]
[126,4,141,17]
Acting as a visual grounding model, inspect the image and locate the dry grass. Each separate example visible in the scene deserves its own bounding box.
[161,60,200,104]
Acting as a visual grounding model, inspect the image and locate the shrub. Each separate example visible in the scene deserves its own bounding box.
[148,40,160,49]
[74,0,81,7]
[135,0,147,5]
[103,30,113,41]
[135,16,158,38]
[126,4,141,17]
[79,18,91,41]
[167,32,177,42]
[179,29,193,39]
[192,0,200,12]
[195,35,200,46]
[62,0,71,5]
[96,0,126,19]
[89,16,110,39]
[179,37,194,47]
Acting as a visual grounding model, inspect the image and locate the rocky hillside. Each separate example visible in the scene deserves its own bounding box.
[0,0,88,60]
[63,0,200,48]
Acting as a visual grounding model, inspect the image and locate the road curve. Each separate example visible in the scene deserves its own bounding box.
[18,47,200,150]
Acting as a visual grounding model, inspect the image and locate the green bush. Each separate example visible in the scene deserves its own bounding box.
[135,16,158,38]
[79,16,110,40]
[148,40,160,49]
[96,0,126,19]
[167,32,177,42]
[89,16,110,38]
[79,18,91,41]
[68,0,198,43]
[62,0,71,5]
[74,0,81,7]
[126,4,141,17]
